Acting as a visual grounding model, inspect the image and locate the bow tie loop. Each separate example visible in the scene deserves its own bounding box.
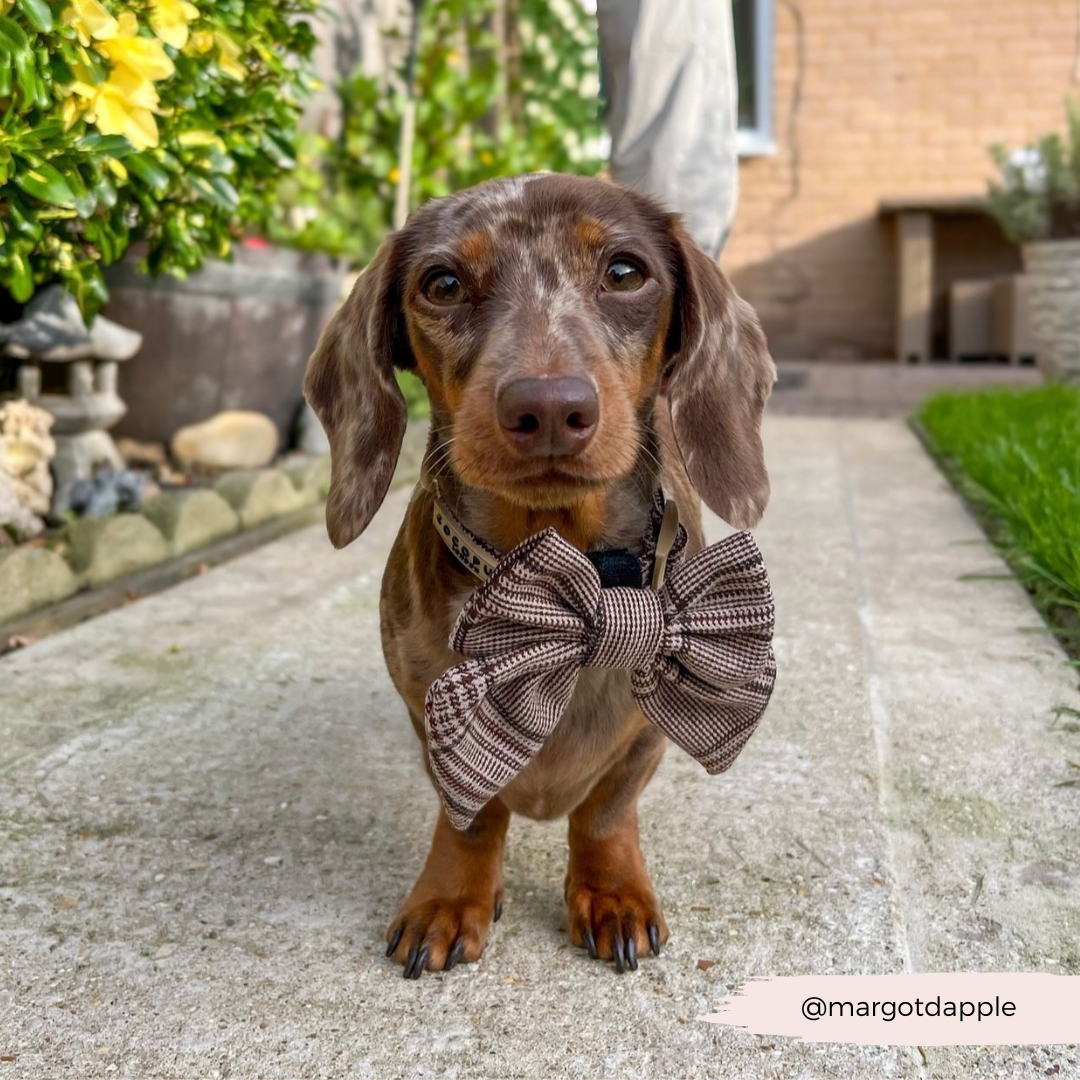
[587,588,665,670]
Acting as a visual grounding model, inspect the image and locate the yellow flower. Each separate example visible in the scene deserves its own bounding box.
[97,22,176,83]
[62,0,119,47]
[149,0,199,51]
[389,166,401,185]
[92,75,160,149]
[59,94,88,129]
[213,31,245,81]
[104,64,161,110]
[184,28,213,55]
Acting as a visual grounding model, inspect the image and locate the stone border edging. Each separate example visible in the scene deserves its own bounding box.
[0,455,331,628]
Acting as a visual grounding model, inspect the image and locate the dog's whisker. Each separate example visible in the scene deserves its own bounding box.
[636,440,664,473]
[422,437,457,473]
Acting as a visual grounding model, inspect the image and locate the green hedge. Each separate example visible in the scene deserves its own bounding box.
[0,0,318,314]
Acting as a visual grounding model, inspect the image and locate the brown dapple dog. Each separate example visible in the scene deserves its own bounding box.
[304,173,775,978]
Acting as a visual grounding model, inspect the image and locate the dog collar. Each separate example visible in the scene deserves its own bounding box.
[432,486,682,591]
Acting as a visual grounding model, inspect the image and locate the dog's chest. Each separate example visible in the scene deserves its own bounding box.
[439,589,646,820]
[501,666,642,820]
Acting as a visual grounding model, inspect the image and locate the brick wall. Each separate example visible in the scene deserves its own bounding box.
[725,0,1080,359]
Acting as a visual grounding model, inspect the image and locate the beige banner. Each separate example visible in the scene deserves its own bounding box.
[698,973,1080,1046]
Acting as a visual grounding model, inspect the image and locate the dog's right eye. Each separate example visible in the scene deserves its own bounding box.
[422,271,468,306]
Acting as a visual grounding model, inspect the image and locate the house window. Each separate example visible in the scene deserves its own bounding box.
[733,0,774,156]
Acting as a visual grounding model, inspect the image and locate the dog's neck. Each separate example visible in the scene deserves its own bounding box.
[422,426,661,557]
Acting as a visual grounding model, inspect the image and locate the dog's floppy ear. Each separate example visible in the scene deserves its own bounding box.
[304,236,411,548]
[664,217,776,529]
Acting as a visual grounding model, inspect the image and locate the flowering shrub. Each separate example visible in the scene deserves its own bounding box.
[986,99,1080,243]
[268,0,603,265]
[0,0,318,314]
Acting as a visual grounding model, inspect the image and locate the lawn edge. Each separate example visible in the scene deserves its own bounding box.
[909,412,1080,665]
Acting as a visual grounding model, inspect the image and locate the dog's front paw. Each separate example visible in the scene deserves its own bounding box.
[565,877,669,973]
[385,892,503,979]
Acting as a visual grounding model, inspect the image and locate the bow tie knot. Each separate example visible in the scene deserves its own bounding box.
[588,588,665,670]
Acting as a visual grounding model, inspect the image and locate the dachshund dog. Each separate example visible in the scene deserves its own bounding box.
[304,173,775,978]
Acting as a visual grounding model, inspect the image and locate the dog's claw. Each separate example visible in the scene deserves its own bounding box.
[494,900,503,923]
[625,936,638,971]
[613,935,626,974]
[386,926,403,957]
[648,923,661,956]
[406,945,430,979]
[583,927,598,959]
[446,939,466,970]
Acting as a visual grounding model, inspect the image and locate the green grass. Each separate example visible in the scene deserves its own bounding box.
[918,385,1080,638]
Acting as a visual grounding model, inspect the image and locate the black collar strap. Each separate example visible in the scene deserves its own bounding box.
[432,485,682,591]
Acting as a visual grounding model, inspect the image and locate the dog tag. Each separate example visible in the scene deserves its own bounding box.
[651,499,680,591]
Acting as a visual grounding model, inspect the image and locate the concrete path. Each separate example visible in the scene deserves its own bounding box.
[1,418,1077,1079]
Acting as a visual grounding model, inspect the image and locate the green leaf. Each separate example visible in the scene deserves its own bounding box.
[14,49,41,109]
[126,152,172,194]
[77,133,136,158]
[69,262,108,314]
[0,16,31,54]
[189,172,239,211]
[15,162,77,208]
[6,250,34,303]
[64,167,99,218]
[17,0,53,33]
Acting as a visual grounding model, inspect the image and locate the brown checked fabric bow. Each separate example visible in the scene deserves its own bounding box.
[424,504,777,831]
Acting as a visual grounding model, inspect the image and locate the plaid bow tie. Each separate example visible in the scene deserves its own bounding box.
[424,496,777,830]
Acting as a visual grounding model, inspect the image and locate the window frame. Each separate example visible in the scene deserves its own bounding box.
[735,0,776,157]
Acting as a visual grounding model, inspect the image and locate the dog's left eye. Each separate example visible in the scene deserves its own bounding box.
[603,260,646,292]
[423,271,468,306]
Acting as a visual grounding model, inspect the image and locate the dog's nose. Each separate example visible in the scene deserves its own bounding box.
[497,376,599,456]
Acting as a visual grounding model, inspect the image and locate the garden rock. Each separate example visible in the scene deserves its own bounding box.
[64,514,170,587]
[62,468,147,519]
[280,454,331,504]
[142,489,240,556]
[0,400,56,536]
[117,438,168,468]
[171,411,280,471]
[0,547,78,624]
[215,469,305,529]
[0,474,44,540]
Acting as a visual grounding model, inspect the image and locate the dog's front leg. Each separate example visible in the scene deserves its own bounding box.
[565,723,670,972]
[385,796,509,978]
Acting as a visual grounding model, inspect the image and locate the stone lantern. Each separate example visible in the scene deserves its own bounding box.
[0,285,142,515]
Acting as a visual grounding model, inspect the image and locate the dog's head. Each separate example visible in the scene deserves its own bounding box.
[305,173,776,548]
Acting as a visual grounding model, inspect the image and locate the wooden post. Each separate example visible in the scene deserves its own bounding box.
[896,210,933,364]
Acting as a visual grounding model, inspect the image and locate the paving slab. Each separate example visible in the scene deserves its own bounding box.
[0,417,1077,1079]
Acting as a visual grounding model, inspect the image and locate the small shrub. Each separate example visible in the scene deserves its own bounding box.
[0,0,319,315]
[267,0,604,266]
[985,99,1080,244]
